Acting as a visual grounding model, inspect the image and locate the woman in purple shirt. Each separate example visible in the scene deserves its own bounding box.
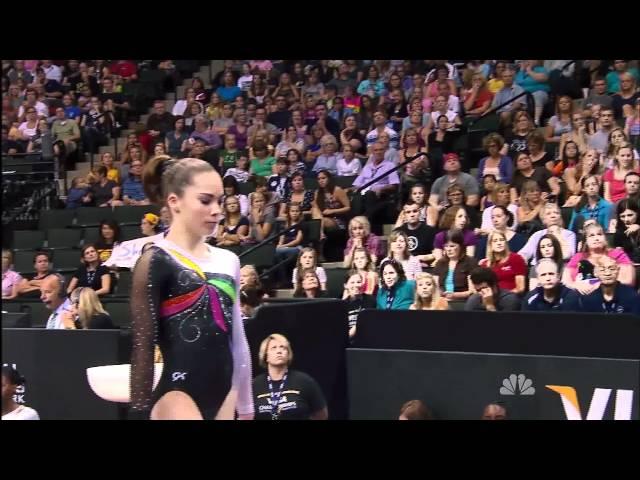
[433,206,478,261]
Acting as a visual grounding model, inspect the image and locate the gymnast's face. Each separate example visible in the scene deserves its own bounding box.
[168,170,223,238]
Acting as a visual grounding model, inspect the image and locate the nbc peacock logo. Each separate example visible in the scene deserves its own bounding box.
[499,374,536,396]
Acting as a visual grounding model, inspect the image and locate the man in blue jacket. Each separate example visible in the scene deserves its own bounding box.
[579,257,639,315]
[522,259,581,311]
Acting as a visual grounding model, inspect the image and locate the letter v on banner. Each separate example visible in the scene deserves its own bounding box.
[546,385,634,420]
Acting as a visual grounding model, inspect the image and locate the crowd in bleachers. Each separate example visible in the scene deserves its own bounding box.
[2,59,640,334]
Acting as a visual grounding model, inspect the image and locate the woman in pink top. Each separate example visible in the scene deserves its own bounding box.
[603,143,640,203]
[2,250,22,300]
[562,222,635,295]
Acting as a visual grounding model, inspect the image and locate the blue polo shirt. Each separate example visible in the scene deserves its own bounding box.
[522,285,581,312]
[579,283,639,315]
[122,175,146,201]
[568,198,613,232]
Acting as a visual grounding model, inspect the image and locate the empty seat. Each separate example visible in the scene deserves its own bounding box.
[103,302,130,328]
[47,228,82,249]
[121,225,142,241]
[335,176,357,189]
[12,230,45,251]
[13,250,40,274]
[82,227,100,245]
[75,207,114,228]
[114,205,160,226]
[38,209,75,230]
[22,302,51,328]
[51,249,81,272]
[114,270,132,296]
[301,219,322,246]
[325,267,348,299]
[239,243,276,269]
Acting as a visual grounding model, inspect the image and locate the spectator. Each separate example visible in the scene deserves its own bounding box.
[122,159,149,206]
[98,76,130,125]
[518,202,576,265]
[291,109,311,145]
[67,244,111,297]
[463,72,493,116]
[365,110,399,151]
[247,107,279,143]
[164,116,189,159]
[239,265,266,297]
[357,64,385,100]
[344,247,379,298]
[273,72,301,106]
[312,135,340,175]
[267,158,291,200]
[205,93,224,122]
[61,287,115,329]
[80,97,113,154]
[563,149,603,204]
[95,220,121,263]
[429,94,462,132]
[584,77,613,111]
[612,199,640,264]
[476,205,527,260]
[606,60,640,95]
[479,231,527,295]
[140,213,161,237]
[579,256,639,314]
[491,68,526,129]
[376,131,400,165]
[212,103,235,136]
[7,60,33,85]
[218,133,244,174]
[395,184,428,227]
[545,95,574,146]
[410,272,448,311]
[523,259,580,311]
[268,95,293,132]
[510,153,560,206]
[328,63,358,96]
[109,60,137,82]
[313,170,350,235]
[563,222,634,295]
[527,131,554,171]
[384,231,423,281]
[253,333,328,420]
[433,229,478,302]
[477,133,514,184]
[553,139,582,178]
[351,141,400,232]
[307,101,340,140]
[172,87,197,117]
[429,153,480,209]
[394,200,437,267]
[343,272,376,339]
[1,366,39,420]
[336,143,362,177]
[245,191,275,244]
[61,94,82,122]
[186,115,222,151]
[433,206,478,260]
[465,266,521,312]
[2,250,22,300]
[292,248,327,291]
[240,287,262,323]
[481,401,507,420]
[293,269,328,299]
[220,175,249,216]
[275,125,304,159]
[567,175,613,232]
[18,251,52,299]
[527,233,565,290]
[273,203,304,287]
[24,118,49,155]
[216,71,241,102]
[480,183,519,233]
[17,89,48,120]
[250,141,277,178]
[588,107,616,152]
[89,165,121,207]
[216,196,249,248]
[515,60,550,126]
[356,94,376,135]
[503,111,535,160]
[624,98,640,145]
[146,100,174,142]
[279,171,314,217]
[424,65,457,103]
[400,128,430,184]
[605,128,640,170]
[100,152,120,184]
[328,95,352,127]
[376,258,415,310]
[17,106,39,142]
[604,144,639,203]
[398,399,433,420]
[236,62,253,93]
[41,273,72,329]
[226,109,250,152]
[66,176,91,209]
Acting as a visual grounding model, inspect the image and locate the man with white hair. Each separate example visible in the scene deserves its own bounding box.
[522,259,580,311]
[579,256,639,314]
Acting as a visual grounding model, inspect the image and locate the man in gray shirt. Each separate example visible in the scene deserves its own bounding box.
[491,69,525,128]
[428,153,480,207]
[588,107,616,153]
[583,78,613,110]
[464,267,521,312]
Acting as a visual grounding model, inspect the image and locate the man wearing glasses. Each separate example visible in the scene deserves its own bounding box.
[579,257,639,314]
[17,89,48,120]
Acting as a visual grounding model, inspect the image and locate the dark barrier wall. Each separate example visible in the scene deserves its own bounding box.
[354,310,640,359]
[245,299,349,419]
[348,349,640,420]
[2,328,123,420]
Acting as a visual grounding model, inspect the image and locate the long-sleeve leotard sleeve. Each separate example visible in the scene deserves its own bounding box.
[129,246,163,412]
[230,255,254,416]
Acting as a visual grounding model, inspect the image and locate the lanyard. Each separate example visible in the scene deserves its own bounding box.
[267,372,288,420]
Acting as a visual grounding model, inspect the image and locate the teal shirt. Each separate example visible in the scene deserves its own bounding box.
[250,156,276,177]
[515,66,550,93]
[606,68,640,94]
[376,280,416,310]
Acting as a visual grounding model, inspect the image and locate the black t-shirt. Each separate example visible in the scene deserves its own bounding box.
[511,167,552,195]
[69,75,99,96]
[253,370,327,420]
[531,152,552,170]
[267,110,292,131]
[504,132,529,158]
[395,223,436,256]
[612,92,639,120]
[147,112,175,136]
[90,180,117,206]
[219,216,250,235]
[73,264,110,291]
[99,91,126,107]
[345,294,376,331]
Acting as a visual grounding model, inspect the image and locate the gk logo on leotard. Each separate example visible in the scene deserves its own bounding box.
[172,372,187,382]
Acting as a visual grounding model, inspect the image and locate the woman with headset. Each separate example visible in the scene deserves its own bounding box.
[252,334,328,420]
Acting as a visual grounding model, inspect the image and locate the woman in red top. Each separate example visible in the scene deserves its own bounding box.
[603,143,639,203]
[479,231,526,295]
[463,73,493,117]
